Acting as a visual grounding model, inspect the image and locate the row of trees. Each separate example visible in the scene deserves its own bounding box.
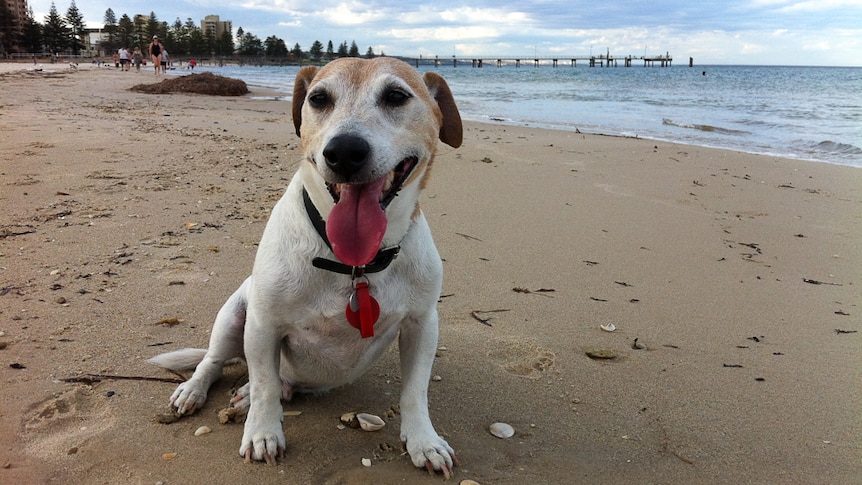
[1,1,383,62]
[0,1,87,56]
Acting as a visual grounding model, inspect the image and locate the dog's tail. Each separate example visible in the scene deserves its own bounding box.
[147,348,208,371]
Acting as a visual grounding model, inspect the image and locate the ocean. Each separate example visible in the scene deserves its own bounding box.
[183,63,862,167]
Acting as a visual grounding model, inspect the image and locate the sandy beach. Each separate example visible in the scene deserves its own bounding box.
[1,62,860,484]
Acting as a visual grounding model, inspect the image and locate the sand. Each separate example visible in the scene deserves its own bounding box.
[1,62,860,484]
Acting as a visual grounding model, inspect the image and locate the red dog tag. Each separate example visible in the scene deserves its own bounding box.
[346,281,380,338]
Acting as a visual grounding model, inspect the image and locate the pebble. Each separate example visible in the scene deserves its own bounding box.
[155,412,181,424]
[194,426,211,436]
[585,348,618,360]
[489,422,515,439]
[431,375,442,382]
[361,458,372,467]
[162,452,178,461]
[600,323,616,332]
[460,481,481,485]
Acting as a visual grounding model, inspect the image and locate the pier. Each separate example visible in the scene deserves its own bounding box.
[409,51,673,68]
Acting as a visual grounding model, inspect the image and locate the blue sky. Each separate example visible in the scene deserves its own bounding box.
[29,0,862,65]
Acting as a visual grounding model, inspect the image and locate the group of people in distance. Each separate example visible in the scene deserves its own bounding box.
[114,36,170,75]
[116,45,143,72]
[113,36,197,75]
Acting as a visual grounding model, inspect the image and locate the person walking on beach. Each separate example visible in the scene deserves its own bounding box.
[118,47,130,71]
[132,47,143,72]
[149,35,162,76]
[161,48,169,72]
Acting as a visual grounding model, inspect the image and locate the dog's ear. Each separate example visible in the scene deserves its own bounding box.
[292,66,318,137]
[423,72,463,148]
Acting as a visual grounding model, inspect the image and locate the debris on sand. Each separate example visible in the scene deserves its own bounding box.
[130,72,249,96]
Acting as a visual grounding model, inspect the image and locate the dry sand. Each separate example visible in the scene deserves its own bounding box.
[1,62,860,484]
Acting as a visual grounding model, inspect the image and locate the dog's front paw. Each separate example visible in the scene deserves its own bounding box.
[239,416,285,465]
[228,383,251,414]
[403,433,456,478]
[169,381,208,415]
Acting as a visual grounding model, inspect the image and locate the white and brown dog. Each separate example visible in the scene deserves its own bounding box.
[149,57,462,476]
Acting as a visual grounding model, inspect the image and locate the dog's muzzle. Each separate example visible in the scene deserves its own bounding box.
[323,134,370,180]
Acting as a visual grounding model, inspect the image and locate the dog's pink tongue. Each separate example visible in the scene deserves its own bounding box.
[327,178,387,267]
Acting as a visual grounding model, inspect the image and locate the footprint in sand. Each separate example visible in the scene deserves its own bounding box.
[24,387,114,459]
[488,339,556,379]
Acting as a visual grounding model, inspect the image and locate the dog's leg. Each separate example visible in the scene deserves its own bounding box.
[238,305,286,464]
[230,376,294,415]
[163,277,250,414]
[398,308,455,477]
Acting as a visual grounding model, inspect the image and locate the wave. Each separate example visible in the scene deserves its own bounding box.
[662,118,750,135]
[811,140,862,156]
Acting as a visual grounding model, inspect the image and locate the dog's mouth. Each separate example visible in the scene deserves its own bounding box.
[326,156,417,209]
[324,157,418,267]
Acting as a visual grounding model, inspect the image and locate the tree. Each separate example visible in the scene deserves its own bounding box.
[235,27,245,55]
[238,30,262,56]
[65,0,85,55]
[116,14,133,50]
[290,42,303,60]
[22,8,44,54]
[169,18,187,55]
[103,8,118,54]
[264,35,287,57]
[132,14,147,51]
[365,46,375,58]
[309,40,323,60]
[326,40,334,60]
[146,12,159,40]
[42,2,71,54]
[336,41,348,57]
[215,29,233,56]
[187,27,207,57]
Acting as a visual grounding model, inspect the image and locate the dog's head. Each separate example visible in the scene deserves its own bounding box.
[292,57,462,267]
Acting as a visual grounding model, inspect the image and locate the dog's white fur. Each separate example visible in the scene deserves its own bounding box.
[149,57,462,475]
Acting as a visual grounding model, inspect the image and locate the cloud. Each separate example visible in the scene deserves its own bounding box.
[777,0,862,12]
[386,25,504,43]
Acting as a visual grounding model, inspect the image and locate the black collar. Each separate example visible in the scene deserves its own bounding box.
[302,188,400,276]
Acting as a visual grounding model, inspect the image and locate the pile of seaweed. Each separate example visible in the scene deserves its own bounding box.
[130,72,249,96]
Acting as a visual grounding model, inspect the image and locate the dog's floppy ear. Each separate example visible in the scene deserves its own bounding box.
[423,72,463,148]
[292,66,318,137]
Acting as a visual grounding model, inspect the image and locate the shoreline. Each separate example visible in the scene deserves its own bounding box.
[5,60,857,169]
[1,65,860,484]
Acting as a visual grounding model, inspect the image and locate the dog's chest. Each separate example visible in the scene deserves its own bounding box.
[278,306,405,386]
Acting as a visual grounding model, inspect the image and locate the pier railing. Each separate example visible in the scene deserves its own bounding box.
[407,53,674,68]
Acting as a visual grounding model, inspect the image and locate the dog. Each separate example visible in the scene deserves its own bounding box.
[148,57,463,477]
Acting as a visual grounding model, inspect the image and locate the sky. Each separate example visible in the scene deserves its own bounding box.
[27,0,862,66]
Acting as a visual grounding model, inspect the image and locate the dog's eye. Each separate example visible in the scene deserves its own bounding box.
[383,89,410,107]
[308,92,330,109]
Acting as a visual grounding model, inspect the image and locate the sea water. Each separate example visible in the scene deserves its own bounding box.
[184,63,862,167]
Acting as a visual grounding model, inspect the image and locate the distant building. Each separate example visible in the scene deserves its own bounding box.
[5,0,27,21]
[3,0,29,54]
[201,15,232,40]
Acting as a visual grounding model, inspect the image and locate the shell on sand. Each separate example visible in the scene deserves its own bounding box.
[357,413,385,432]
[489,422,515,439]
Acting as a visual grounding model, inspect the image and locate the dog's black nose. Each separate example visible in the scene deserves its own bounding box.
[323,134,370,178]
